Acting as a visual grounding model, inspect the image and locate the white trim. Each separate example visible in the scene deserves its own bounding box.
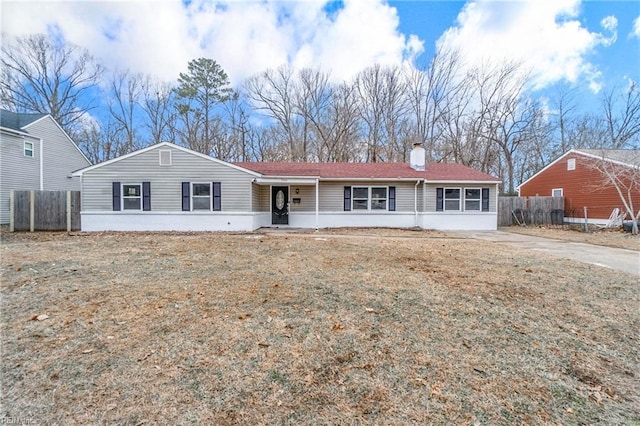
[72,142,261,177]
[426,180,501,184]
[350,185,390,211]
[552,188,563,197]
[122,183,143,211]
[255,177,317,185]
[567,158,576,170]
[23,140,34,157]
[443,187,461,211]
[463,187,482,211]
[191,182,212,211]
[323,177,427,182]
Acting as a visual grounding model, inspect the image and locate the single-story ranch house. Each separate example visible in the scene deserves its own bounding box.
[72,142,501,232]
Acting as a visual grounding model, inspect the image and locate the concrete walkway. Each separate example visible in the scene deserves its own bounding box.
[462,230,640,277]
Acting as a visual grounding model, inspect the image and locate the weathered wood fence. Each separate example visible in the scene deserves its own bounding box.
[10,190,81,231]
[498,196,565,227]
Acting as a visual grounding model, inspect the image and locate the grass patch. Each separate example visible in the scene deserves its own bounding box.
[1,230,638,424]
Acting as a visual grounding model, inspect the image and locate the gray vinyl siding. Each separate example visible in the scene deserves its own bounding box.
[24,117,89,191]
[289,185,316,212]
[81,146,255,211]
[251,183,265,212]
[425,184,497,212]
[256,185,270,212]
[319,181,419,212]
[0,132,41,223]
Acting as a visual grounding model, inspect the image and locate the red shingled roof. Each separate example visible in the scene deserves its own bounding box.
[233,161,500,182]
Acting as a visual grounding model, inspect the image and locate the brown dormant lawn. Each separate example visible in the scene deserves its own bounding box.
[1,229,638,424]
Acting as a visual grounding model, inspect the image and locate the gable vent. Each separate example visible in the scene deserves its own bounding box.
[159,149,172,166]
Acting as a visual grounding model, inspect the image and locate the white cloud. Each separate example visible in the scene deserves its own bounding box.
[435,0,616,93]
[633,16,640,38]
[599,15,617,46]
[1,0,422,85]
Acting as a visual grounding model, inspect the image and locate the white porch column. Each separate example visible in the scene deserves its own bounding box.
[315,178,319,230]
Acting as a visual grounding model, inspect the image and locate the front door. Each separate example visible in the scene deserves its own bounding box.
[271,186,289,225]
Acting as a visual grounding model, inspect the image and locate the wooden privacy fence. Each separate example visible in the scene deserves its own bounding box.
[10,190,81,232]
[498,196,565,227]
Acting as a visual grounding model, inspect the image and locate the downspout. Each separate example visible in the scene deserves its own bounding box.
[39,137,44,190]
[414,180,420,228]
[315,178,319,230]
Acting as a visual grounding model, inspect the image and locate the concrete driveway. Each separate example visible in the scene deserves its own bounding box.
[462,230,640,277]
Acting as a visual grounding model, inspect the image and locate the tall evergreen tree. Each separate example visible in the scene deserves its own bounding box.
[175,58,232,154]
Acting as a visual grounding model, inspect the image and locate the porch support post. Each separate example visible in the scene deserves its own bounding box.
[315,178,319,230]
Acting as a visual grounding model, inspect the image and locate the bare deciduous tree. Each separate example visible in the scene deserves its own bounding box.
[142,77,177,144]
[244,66,303,160]
[107,70,143,154]
[587,150,640,234]
[1,33,104,134]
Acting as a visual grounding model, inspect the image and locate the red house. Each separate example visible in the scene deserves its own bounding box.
[518,149,640,225]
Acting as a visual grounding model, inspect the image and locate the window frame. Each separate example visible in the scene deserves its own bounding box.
[464,188,481,211]
[24,141,34,157]
[191,182,212,211]
[350,186,389,211]
[552,188,563,197]
[443,187,461,211]
[121,183,142,211]
[567,158,576,171]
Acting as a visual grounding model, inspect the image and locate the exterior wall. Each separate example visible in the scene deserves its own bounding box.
[81,210,497,232]
[0,131,41,223]
[421,212,497,231]
[519,153,638,220]
[424,184,497,212]
[81,211,259,232]
[318,180,421,212]
[25,117,90,191]
[288,185,316,213]
[81,145,255,212]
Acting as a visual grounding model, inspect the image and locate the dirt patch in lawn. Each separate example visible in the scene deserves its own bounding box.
[502,225,640,251]
[1,230,638,424]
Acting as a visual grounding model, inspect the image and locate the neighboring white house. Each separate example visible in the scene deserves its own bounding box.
[72,142,501,232]
[0,109,92,224]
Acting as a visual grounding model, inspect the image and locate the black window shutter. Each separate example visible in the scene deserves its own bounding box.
[112,182,121,211]
[436,187,443,211]
[482,187,490,212]
[389,186,396,211]
[182,182,190,211]
[213,182,221,211]
[142,182,151,211]
[344,186,351,211]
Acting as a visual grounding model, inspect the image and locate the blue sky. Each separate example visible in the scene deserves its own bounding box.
[2,0,639,114]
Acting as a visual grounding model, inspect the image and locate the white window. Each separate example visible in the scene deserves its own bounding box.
[192,183,211,210]
[122,184,142,210]
[352,186,388,211]
[352,187,369,210]
[371,187,388,210]
[464,188,481,211]
[552,188,563,197]
[444,188,461,211]
[567,158,576,171]
[159,150,172,166]
[24,141,34,157]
